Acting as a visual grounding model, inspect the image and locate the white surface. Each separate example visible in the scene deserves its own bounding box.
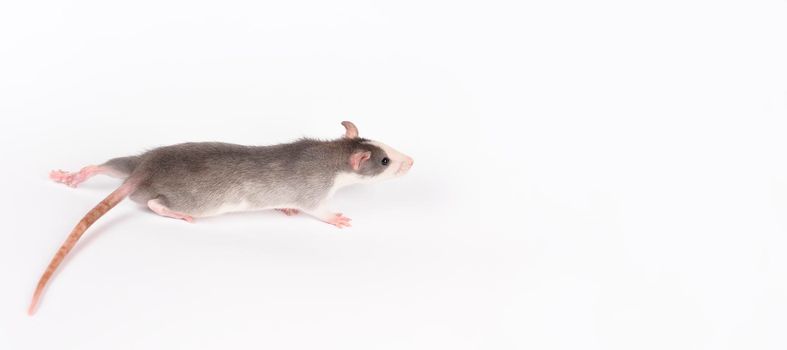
[1,0,786,349]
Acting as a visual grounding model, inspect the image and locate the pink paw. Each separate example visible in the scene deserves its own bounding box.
[326,213,352,229]
[164,210,194,223]
[164,210,195,223]
[276,208,300,216]
[49,169,83,188]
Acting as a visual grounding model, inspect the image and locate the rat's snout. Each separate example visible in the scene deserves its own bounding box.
[399,156,414,174]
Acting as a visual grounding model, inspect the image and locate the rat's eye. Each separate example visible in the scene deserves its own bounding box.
[381,157,390,166]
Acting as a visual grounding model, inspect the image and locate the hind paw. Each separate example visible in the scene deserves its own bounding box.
[49,169,83,187]
[148,199,195,223]
[49,165,112,188]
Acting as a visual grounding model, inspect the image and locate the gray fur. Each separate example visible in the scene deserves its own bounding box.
[102,138,388,216]
[102,156,141,176]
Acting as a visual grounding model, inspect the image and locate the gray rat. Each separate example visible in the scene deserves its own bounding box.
[29,121,413,315]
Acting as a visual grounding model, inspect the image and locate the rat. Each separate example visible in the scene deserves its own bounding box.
[28,121,413,315]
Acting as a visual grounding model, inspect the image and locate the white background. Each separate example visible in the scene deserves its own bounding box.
[1,0,786,349]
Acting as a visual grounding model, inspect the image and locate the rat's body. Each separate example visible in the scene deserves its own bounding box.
[29,121,413,315]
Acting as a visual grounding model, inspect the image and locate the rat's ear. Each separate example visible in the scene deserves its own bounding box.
[342,121,359,139]
[349,151,371,171]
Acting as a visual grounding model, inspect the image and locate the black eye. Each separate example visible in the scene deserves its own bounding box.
[381,157,390,166]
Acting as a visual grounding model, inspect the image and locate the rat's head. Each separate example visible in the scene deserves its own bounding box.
[341,121,414,181]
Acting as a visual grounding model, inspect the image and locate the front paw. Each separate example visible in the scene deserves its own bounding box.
[325,213,352,228]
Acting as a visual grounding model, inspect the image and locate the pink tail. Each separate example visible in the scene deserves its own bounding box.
[28,181,136,315]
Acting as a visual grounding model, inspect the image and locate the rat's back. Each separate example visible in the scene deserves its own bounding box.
[127,141,339,217]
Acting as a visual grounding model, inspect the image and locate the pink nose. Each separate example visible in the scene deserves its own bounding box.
[401,157,414,172]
